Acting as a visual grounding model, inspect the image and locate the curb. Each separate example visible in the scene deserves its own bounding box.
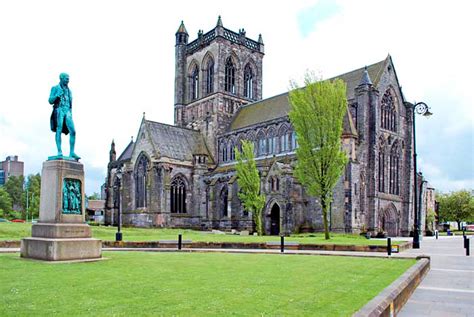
[353,257,430,317]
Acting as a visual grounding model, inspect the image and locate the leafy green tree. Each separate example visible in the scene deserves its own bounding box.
[426,208,436,232]
[438,190,474,229]
[0,187,13,218]
[235,140,266,235]
[4,175,25,214]
[288,74,348,240]
[24,174,41,220]
[87,192,101,200]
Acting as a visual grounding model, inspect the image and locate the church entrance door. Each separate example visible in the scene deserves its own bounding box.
[270,204,280,236]
[382,206,398,237]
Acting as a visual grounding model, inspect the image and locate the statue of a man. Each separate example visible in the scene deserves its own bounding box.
[49,73,80,160]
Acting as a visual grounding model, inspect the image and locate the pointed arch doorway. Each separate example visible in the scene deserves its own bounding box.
[382,204,399,237]
[270,203,280,236]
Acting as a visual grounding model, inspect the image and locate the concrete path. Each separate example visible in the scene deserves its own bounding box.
[398,235,474,317]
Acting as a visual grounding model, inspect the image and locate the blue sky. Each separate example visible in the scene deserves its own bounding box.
[0,0,472,195]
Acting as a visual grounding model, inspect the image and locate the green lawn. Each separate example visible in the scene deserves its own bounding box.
[0,222,392,245]
[0,252,415,316]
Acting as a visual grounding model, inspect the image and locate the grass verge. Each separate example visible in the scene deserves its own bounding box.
[0,223,395,245]
[0,252,415,316]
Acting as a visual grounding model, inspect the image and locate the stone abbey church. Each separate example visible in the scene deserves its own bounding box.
[105,17,417,236]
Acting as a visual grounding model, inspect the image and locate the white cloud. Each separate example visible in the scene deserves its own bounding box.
[0,0,473,194]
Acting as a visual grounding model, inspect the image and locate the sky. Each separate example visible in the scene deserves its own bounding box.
[0,0,473,195]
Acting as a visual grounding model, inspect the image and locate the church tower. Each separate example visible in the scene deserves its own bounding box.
[174,16,265,159]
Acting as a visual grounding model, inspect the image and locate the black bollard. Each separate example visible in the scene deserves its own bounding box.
[280,236,284,253]
[464,235,467,249]
[178,234,182,250]
[466,238,470,256]
[387,237,392,256]
[435,230,439,240]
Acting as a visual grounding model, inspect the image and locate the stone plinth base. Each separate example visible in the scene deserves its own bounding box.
[21,237,101,261]
[31,223,92,239]
[20,160,102,262]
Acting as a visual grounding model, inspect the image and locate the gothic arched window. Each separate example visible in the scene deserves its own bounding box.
[267,128,277,154]
[378,145,386,193]
[359,171,366,214]
[220,186,229,218]
[257,132,266,156]
[206,58,214,95]
[229,140,235,161]
[221,140,228,163]
[389,143,400,195]
[190,65,199,101]
[244,64,254,99]
[170,176,186,213]
[381,90,396,131]
[278,126,288,153]
[225,57,236,94]
[290,131,297,150]
[135,154,149,208]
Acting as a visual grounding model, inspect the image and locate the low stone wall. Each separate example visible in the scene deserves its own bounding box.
[353,257,430,317]
[102,240,411,252]
[1,239,411,253]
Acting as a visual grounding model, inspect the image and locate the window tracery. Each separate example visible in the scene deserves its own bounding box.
[206,58,214,95]
[381,90,396,131]
[170,176,186,213]
[135,154,149,208]
[225,57,236,94]
[244,64,254,99]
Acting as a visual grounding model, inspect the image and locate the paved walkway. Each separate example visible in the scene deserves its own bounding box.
[398,235,474,317]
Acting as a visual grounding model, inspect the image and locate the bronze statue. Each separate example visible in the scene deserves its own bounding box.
[49,73,80,160]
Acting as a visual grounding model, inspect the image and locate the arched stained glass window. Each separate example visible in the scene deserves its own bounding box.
[206,58,214,95]
[378,145,386,193]
[170,176,187,213]
[135,154,149,208]
[381,90,396,132]
[190,65,199,101]
[220,186,229,218]
[225,57,236,94]
[244,64,254,99]
[389,143,400,195]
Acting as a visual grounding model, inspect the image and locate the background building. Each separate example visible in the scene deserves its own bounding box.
[0,155,24,185]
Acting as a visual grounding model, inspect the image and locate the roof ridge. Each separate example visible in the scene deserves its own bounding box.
[145,119,201,133]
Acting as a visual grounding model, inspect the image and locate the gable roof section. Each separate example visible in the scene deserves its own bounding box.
[117,140,135,162]
[145,120,212,161]
[230,57,387,131]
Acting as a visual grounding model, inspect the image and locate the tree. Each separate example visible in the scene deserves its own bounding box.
[87,192,101,200]
[288,74,348,240]
[0,187,13,218]
[235,140,266,235]
[24,174,41,220]
[438,190,474,229]
[4,175,25,214]
[426,207,436,232]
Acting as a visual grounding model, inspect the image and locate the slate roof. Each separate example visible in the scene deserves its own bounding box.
[117,140,134,162]
[145,120,212,161]
[230,57,387,131]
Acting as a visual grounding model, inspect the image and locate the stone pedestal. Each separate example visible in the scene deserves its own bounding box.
[21,160,102,261]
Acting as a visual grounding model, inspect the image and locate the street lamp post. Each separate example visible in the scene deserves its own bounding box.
[115,167,123,242]
[411,101,432,249]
